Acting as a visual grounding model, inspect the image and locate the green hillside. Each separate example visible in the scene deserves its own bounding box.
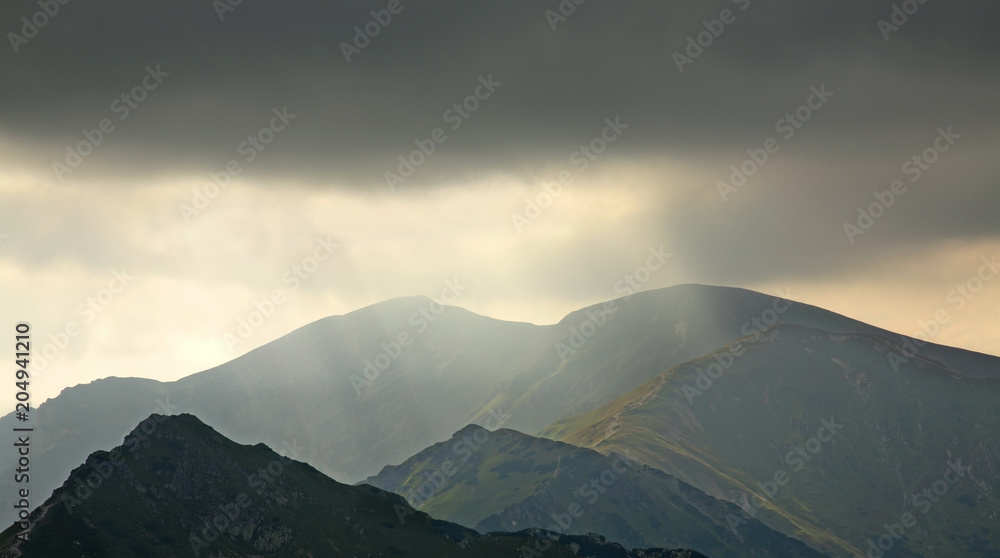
[365,424,829,557]
[542,324,1000,557]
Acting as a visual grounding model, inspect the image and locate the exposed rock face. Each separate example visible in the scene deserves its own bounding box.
[0,413,708,558]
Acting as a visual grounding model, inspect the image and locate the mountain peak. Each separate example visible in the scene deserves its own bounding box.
[2,414,706,558]
[123,412,209,444]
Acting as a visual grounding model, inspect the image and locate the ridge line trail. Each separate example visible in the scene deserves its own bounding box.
[586,373,669,449]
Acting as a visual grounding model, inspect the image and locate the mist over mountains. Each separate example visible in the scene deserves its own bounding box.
[2,284,998,556]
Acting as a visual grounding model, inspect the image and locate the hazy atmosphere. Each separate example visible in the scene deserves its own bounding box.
[2,0,999,405]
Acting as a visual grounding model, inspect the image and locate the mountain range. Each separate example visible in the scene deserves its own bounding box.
[0,414,706,557]
[1,284,997,556]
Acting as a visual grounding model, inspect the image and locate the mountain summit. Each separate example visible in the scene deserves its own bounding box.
[0,413,707,557]
[0,284,997,551]
[365,424,826,558]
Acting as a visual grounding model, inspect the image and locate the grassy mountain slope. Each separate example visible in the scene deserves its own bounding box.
[365,424,829,558]
[541,324,1000,557]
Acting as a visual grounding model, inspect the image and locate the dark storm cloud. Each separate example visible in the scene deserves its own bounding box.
[1,0,998,287]
[1,0,997,184]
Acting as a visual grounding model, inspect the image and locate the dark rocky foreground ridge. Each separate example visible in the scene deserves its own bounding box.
[0,413,709,558]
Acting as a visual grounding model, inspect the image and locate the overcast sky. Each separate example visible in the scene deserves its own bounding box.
[2,0,998,405]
